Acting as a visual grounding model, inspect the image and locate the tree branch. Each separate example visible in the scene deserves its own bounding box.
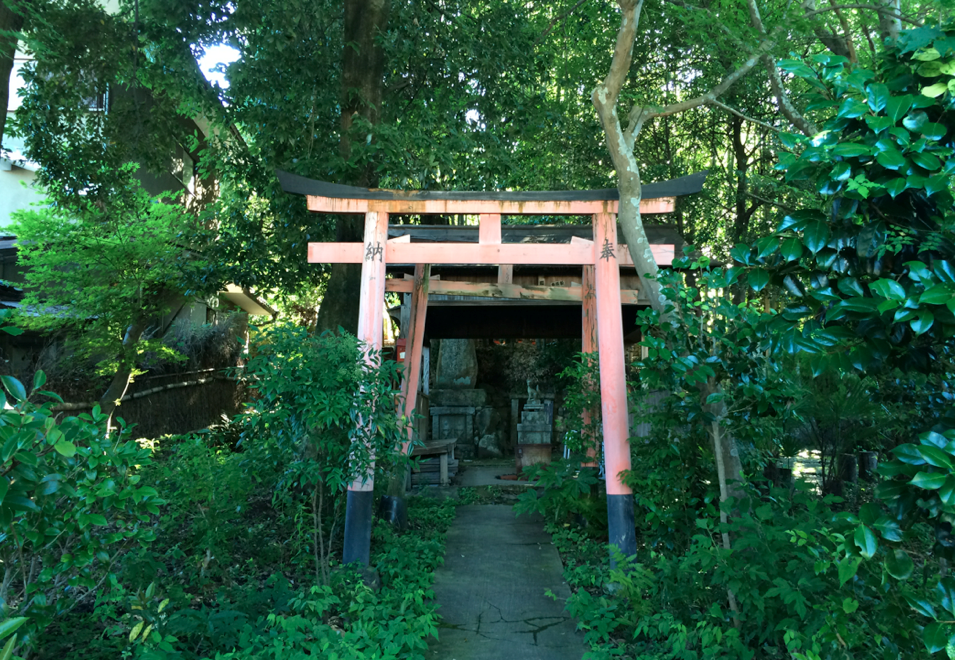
[762,53,819,136]
[745,0,819,136]
[710,100,781,133]
[631,36,779,131]
[802,3,922,25]
[598,0,645,104]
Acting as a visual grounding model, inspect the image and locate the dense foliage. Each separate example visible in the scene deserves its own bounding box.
[515,23,955,660]
[4,0,955,657]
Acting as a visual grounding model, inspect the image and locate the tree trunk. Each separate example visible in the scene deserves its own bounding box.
[314,0,390,336]
[877,0,901,43]
[99,320,147,430]
[592,0,750,512]
[0,1,26,151]
[858,451,878,481]
[838,453,859,483]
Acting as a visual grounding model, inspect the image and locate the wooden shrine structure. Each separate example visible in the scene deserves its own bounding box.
[279,170,707,565]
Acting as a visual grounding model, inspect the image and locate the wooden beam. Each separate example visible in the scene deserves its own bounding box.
[307,196,676,216]
[385,278,643,304]
[479,214,501,244]
[581,265,598,467]
[400,264,430,455]
[308,241,675,266]
[498,264,513,284]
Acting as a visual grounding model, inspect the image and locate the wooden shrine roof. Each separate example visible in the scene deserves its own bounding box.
[277,171,706,204]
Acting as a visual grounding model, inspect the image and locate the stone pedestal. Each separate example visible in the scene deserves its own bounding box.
[516,399,553,445]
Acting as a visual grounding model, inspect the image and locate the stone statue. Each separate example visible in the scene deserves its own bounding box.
[526,379,541,403]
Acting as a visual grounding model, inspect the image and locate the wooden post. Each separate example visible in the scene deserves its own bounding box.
[581,265,598,467]
[401,264,430,455]
[593,213,636,563]
[343,211,389,566]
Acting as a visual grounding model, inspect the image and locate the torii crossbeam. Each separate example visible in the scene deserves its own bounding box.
[280,171,707,567]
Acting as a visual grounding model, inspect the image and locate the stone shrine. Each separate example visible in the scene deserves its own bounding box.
[429,339,506,459]
[516,381,553,445]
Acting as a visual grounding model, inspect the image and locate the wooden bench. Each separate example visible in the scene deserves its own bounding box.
[411,439,457,486]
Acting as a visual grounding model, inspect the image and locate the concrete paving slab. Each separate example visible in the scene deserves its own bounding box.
[428,505,586,660]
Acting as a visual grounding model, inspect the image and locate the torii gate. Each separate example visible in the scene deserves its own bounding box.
[279,170,706,566]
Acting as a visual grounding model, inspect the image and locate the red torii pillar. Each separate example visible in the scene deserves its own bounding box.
[342,210,389,566]
[593,213,636,560]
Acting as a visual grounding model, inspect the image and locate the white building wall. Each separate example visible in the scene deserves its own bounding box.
[2,52,44,229]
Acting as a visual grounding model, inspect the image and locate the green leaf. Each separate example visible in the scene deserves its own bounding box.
[913,47,941,61]
[853,524,878,559]
[838,277,865,297]
[870,278,906,300]
[838,556,862,586]
[923,622,948,653]
[0,634,16,660]
[778,59,817,79]
[919,445,955,469]
[910,309,935,335]
[0,617,28,641]
[802,220,829,254]
[920,122,948,140]
[53,440,76,458]
[747,270,769,292]
[872,516,903,541]
[866,83,889,111]
[88,513,108,526]
[0,479,6,506]
[730,243,752,265]
[6,495,38,512]
[754,236,778,258]
[832,143,871,158]
[907,595,937,618]
[865,115,895,133]
[893,443,927,465]
[876,148,907,170]
[0,376,26,402]
[920,284,954,305]
[922,82,949,98]
[938,577,955,615]
[940,477,955,505]
[886,95,913,122]
[925,174,948,197]
[911,471,947,489]
[838,98,869,119]
[907,260,935,282]
[781,237,804,261]
[842,597,860,614]
[912,152,943,171]
[130,620,144,643]
[32,371,46,391]
[885,549,914,580]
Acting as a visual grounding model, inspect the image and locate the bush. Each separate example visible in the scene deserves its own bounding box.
[237,324,411,584]
[0,372,161,654]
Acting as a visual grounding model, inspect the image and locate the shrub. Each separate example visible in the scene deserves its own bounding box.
[0,372,161,653]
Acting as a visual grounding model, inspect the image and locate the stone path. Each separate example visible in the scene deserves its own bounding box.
[428,505,586,660]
